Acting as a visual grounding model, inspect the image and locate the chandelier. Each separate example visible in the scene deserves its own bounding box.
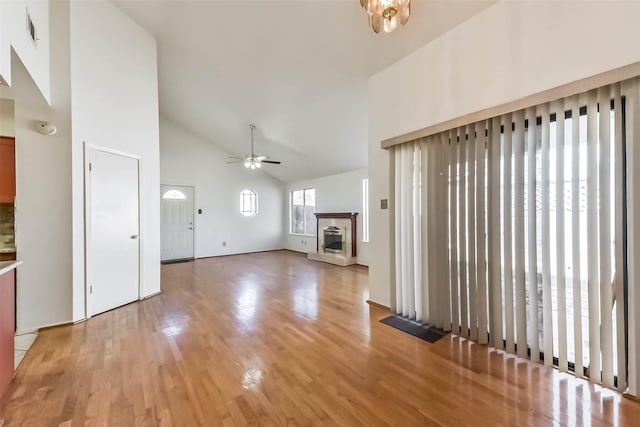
[360,0,411,34]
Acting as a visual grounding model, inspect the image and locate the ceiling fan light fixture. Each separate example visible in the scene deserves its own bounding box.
[244,159,261,169]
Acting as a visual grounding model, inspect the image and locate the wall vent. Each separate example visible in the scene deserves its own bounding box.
[25,8,37,47]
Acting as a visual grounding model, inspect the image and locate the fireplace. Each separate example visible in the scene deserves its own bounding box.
[323,226,344,254]
[308,212,358,266]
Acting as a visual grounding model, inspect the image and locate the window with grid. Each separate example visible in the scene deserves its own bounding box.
[240,189,257,217]
[291,189,316,235]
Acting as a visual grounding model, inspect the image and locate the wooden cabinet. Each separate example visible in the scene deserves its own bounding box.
[0,137,16,203]
[0,253,17,261]
[0,268,16,399]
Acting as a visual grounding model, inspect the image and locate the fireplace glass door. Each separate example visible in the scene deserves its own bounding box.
[323,226,344,254]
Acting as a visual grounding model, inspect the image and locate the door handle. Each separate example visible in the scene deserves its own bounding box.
[130,234,139,240]
[188,227,193,230]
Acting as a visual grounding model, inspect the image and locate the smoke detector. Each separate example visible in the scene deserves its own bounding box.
[36,122,57,136]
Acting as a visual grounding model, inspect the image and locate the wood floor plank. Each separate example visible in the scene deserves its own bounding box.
[1,250,639,426]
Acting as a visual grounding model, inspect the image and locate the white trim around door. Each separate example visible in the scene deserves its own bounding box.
[84,143,143,318]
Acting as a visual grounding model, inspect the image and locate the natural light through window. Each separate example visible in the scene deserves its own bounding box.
[240,189,258,217]
[162,190,186,200]
[291,188,316,235]
[362,178,369,242]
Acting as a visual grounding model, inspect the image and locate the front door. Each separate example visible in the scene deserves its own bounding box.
[160,185,195,261]
[86,148,140,317]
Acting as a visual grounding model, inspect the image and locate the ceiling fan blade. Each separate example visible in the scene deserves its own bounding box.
[261,160,281,164]
[225,160,244,164]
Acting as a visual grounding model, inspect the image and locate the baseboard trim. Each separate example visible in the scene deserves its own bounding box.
[195,248,287,260]
[143,290,161,299]
[14,320,75,335]
[17,293,161,335]
[366,300,390,311]
[160,257,194,265]
[283,248,309,256]
[39,320,74,331]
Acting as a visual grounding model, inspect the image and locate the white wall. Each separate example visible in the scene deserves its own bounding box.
[160,116,285,257]
[0,0,51,103]
[0,0,72,332]
[286,168,369,266]
[70,0,161,320]
[0,99,15,136]
[368,1,640,307]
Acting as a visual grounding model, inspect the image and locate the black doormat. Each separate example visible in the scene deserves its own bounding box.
[380,315,448,344]
[161,258,194,265]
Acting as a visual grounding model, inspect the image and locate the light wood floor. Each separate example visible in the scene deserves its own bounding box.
[1,250,639,426]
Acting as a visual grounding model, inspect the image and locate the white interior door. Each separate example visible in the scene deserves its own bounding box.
[161,185,194,261]
[86,148,140,317]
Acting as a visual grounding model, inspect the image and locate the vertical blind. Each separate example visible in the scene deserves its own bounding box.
[392,77,640,391]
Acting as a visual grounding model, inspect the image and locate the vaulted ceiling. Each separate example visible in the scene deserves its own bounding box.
[114,0,495,182]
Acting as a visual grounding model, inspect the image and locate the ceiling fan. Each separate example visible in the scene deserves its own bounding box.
[226,124,281,169]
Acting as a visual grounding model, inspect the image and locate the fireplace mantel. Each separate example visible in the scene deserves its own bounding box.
[313,212,358,257]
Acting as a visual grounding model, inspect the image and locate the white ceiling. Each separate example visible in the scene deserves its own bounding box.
[113,0,495,183]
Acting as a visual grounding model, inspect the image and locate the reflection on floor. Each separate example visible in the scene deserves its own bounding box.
[14,333,37,370]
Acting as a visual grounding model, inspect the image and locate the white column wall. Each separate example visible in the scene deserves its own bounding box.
[70,0,161,320]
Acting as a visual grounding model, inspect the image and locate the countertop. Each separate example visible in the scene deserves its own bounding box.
[0,260,21,276]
